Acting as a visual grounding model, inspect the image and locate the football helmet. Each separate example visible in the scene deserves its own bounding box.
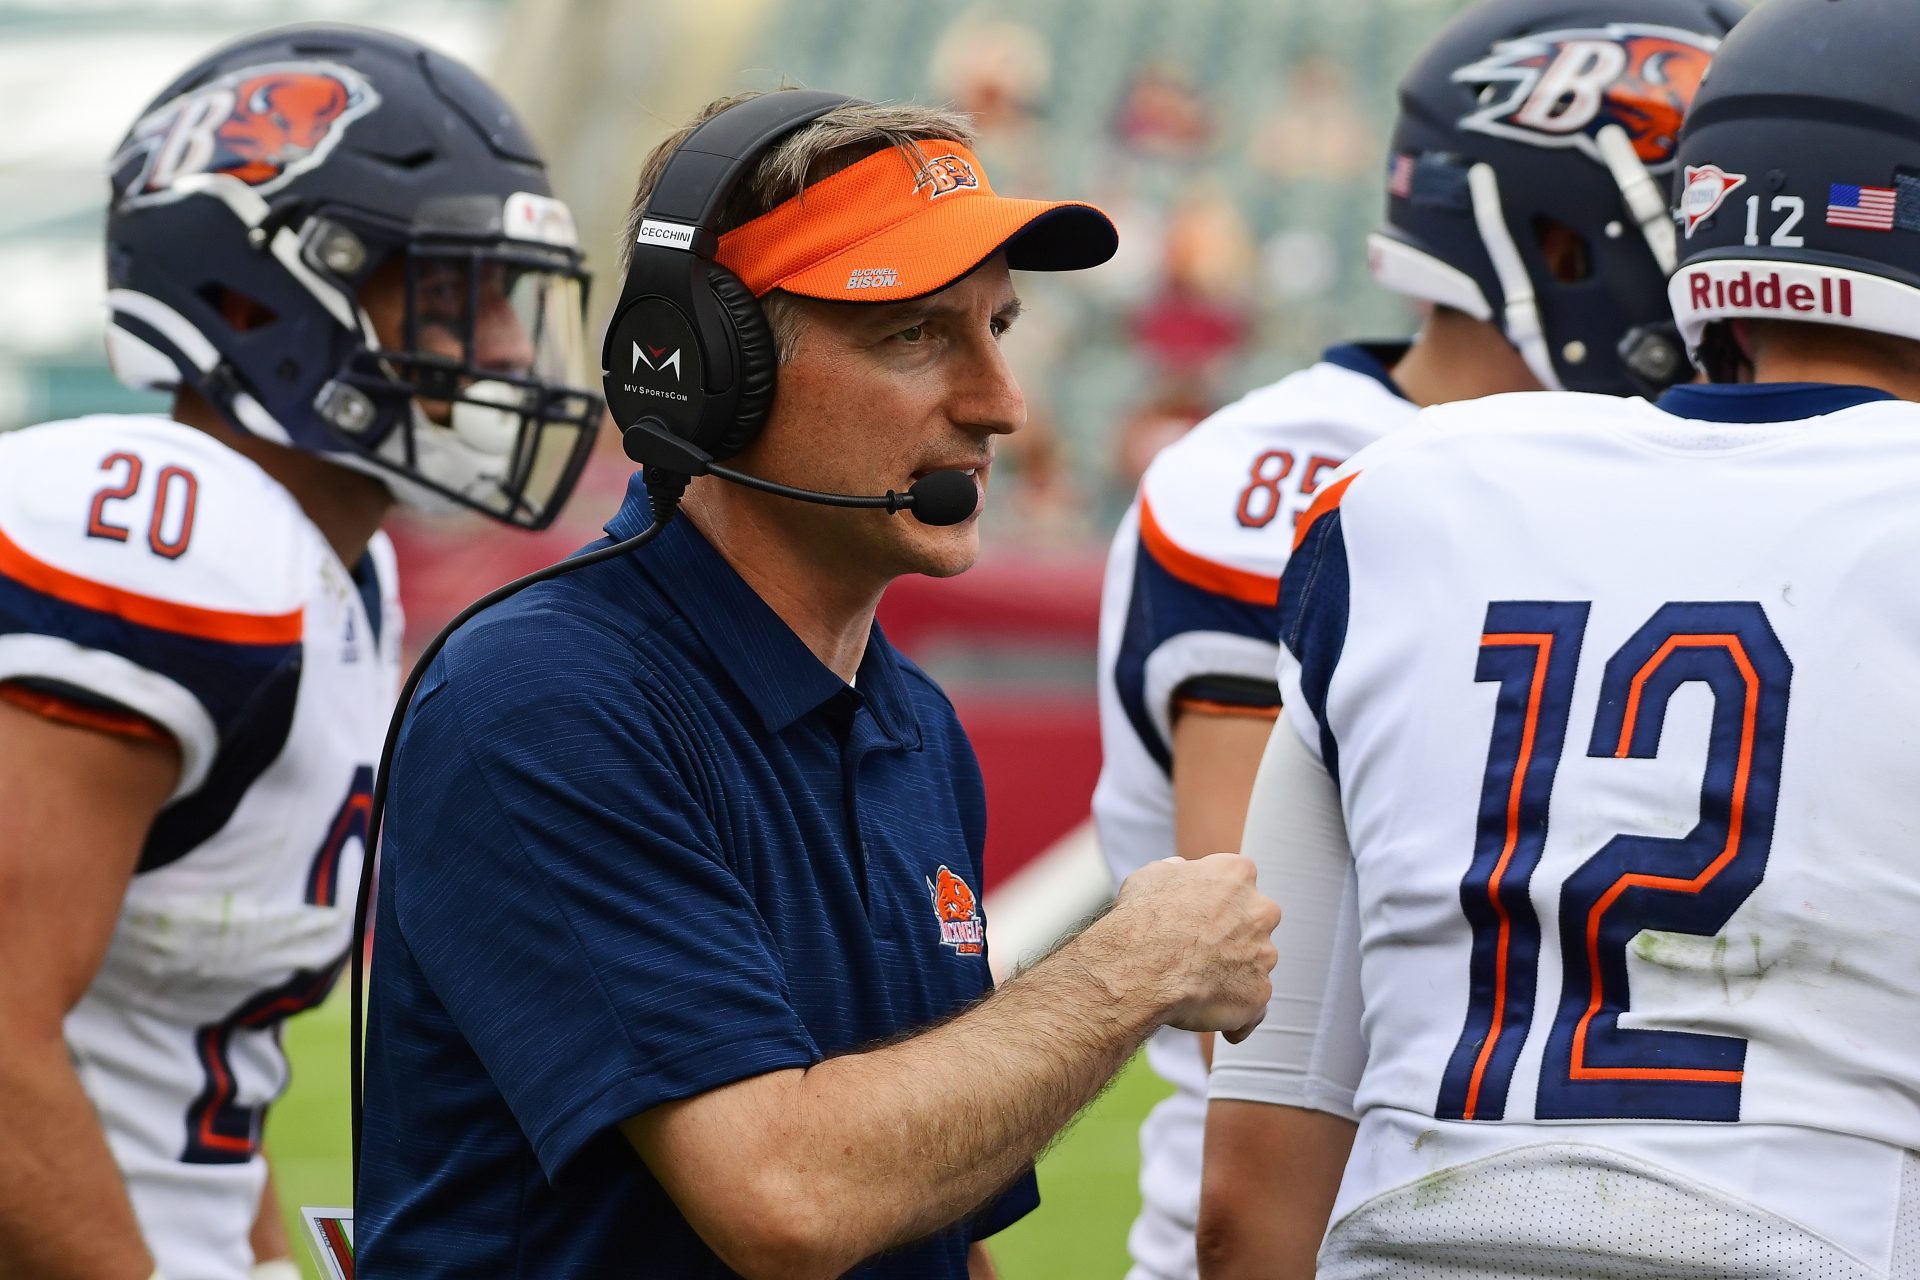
[1669,0,1920,378]
[105,24,599,529]
[1370,0,1747,395]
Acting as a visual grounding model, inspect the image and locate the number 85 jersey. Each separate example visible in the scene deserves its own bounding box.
[0,414,400,1280]
[1267,383,1920,1277]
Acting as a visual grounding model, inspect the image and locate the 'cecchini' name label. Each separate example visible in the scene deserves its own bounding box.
[637,219,697,251]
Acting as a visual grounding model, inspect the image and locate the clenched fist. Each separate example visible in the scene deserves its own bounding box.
[1103,853,1281,1044]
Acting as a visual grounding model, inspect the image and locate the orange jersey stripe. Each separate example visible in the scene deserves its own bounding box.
[1172,696,1282,721]
[0,680,171,744]
[1290,472,1359,553]
[0,525,302,646]
[1461,631,1556,1120]
[1138,498,1281,607]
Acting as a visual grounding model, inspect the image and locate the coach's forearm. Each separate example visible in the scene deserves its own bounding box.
[632,906,1171,1280]
[629,854,1277,1280]
[793,908,1169,1246]
[0,1033,155,1279]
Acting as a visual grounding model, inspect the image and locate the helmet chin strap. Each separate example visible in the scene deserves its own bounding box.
[347,379,530,518]
[1467,162,1563,391]
[1595,124,1678,277]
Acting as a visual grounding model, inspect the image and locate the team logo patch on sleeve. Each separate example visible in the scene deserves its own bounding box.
[926,865,985,955]
[1454,24,1718,171]
[115,61,379,205]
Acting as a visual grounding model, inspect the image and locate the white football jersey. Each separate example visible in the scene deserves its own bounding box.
[1092,346,1416,1279]
[1271,383,1920,1276]
[0,415,400,1280]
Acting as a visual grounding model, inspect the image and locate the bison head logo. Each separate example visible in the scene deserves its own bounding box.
[117,61,379,205]
[931,866,977,922]
[1454,25,1718,173]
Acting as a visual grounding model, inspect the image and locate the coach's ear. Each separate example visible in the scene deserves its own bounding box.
[620,1070,852,1280]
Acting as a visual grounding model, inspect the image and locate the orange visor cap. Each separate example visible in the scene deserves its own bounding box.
[715,141,1117,302]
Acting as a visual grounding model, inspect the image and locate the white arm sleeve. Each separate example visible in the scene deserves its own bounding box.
[1209,711,1366,1118]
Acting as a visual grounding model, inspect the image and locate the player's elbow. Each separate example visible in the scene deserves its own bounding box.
[1194,1195,1257,1280]
[696,1167,864,1280]
[1196,1172,1315,1280]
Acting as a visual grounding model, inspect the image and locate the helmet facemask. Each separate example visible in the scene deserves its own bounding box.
[318,235,601,531]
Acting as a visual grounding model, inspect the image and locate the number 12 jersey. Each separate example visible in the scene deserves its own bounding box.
[1263,382,1920,1278]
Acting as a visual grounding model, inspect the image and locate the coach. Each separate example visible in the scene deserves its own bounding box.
[356,91,1280,1279]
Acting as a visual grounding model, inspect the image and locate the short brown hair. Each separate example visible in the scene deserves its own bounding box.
[621,90,977,361]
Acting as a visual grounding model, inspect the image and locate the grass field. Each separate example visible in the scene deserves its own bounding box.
[268,991,1173,1277]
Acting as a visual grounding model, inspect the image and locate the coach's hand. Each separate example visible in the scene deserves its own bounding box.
[1106,853,1281,1043]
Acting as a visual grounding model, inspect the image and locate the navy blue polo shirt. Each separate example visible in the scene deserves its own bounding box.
[357,475,1038,1276]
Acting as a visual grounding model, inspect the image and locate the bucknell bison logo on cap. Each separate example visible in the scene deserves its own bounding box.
[116,61,379,206]
[1454,25,1718,172]
[916,154,979,200]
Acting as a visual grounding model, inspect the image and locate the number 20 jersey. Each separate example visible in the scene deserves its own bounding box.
[1279,384,1920,1277]
[0,414,400,1280]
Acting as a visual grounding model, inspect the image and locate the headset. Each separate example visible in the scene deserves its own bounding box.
[348,90,977,1189]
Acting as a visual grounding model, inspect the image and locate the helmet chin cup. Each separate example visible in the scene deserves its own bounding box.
[449,380,525,457]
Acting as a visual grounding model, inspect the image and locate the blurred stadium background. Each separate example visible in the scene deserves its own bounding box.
[1,0,1465,1271]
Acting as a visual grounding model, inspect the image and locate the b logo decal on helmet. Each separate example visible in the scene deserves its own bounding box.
[116,61,378,205]
[1455,25,1716,171]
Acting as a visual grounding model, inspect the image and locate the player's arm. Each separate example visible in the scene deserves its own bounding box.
[621,852,1280,1280]
[249,1160,295,1274]
[1197,716,1361,1280]
[0,693,178,1280]
[1171,685,1283,1071]
[967,1241,997,1279]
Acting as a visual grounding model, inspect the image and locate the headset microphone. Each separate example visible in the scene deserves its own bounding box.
[621,416,980,527]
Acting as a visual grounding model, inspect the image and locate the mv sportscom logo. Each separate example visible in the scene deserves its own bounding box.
[632,342,682,381]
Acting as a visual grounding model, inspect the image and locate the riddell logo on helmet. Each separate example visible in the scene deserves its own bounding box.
[1687,269,1855,318]
[926,866,984,956]
[116,61,379,205]
[1455,25,1718,171]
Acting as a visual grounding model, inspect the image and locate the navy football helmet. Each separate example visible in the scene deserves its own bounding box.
[1370,0,1747,395]
[105,25,599,530]
[1670,0,1920,379]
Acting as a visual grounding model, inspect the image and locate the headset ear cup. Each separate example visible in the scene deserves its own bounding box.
[706,268,778,460]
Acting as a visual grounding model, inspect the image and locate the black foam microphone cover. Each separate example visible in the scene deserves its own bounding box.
[905,469,979,527]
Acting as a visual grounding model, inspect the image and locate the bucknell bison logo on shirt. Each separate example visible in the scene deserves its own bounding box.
[115,61,379,205]
[926,865,985,955]
[1454,25,1718,171]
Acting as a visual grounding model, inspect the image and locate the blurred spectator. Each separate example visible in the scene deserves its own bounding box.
[929,12,1052,192]
[1130,186,1256,380]
[1250,53,1374,182]
[1112,64,1214,158]
[986,405,1095,548]
[1112,374,1214,496]
[930,13,1049,134]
